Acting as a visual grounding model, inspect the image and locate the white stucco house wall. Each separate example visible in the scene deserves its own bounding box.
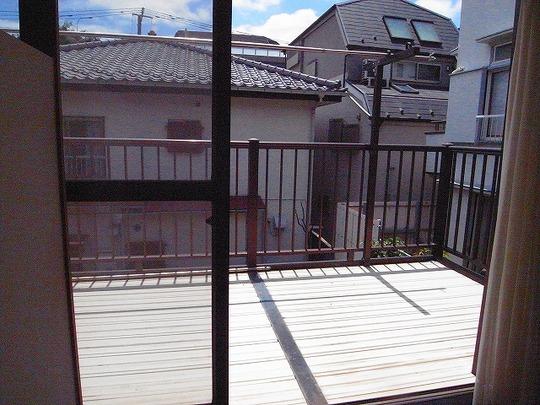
[59,38,345,270]
[427,0,516,273]
[429,0,515,146]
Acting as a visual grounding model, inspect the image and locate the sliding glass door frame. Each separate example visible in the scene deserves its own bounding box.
[19,0,232,403]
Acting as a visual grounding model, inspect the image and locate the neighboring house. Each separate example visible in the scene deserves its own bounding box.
[59,38,344,269]
[430,0,515,272]
[432,0,515,146]
[285,0,458,246]
[174,29,286,67]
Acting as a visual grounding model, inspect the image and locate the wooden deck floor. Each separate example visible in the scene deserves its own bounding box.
[72,261,483,404]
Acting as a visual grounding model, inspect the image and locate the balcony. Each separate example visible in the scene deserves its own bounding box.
[64,137,500,404]
[476,114,505,142]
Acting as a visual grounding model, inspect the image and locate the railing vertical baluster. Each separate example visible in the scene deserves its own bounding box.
[318,149,326,250]
[189,152,193,181]
[463,153,478,264]
[344,151,354,261]
[123,145,128,180]
[158,211,163,258]
[444,152,457,246]
[304,148,313,253]
[415,152,427,245]
[234,149,239,255]
[381,150,392,244]
[433,145,453,259]
[126,210,131,260]
[291,149,298,253]
[263,149,269,254]
[157,146,161,180]
[140,146,144,180]
[189,210,194,257]
[106,145,112,180]
[110,204,115,262]
[277,148,284,253]
[393,151,404,247]
[453,153,468,252]
[246,139,259,268]
[173,152,177,180]
[427,151,440,246]
[356,149,366,250]
[332,149,339,248]
[174,211,178,258]
[143,208,147,259]
[405,151,416,247]
[485,154,502,269]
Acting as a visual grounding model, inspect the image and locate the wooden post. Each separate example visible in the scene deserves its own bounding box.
[433,144,453,259]
[247,138,259,268]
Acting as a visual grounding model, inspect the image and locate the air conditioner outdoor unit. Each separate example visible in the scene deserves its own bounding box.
[334,202,381,261]
[366,77,389,88]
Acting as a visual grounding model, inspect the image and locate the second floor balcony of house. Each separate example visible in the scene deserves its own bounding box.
[63,136,501,404]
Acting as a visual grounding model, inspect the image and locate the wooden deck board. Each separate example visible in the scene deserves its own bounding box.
[73,261,482,404]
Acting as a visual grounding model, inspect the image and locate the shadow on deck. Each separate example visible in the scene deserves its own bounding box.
[72,261,482,405]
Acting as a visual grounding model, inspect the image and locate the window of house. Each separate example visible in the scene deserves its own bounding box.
[394,62,440,82]
[395,61,417,80]
[486,70,509,115]
[64,116,105,138]
[411,20,441,43]
[417,63,441,81]
[166,119,204,152]
[493,43,512,62]
[479,69,509,141]
[383,16,415,41]
[63,116,106,179]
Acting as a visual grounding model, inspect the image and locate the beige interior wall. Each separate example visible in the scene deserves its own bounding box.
[0,32,79,404]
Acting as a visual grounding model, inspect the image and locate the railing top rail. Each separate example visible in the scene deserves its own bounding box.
[63,137,502,154]
[476,114,505,118]
[447,145,503,154]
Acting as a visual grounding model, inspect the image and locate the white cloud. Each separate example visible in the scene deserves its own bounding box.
[0,19,19,29]
[415,0,462,20]
[233,0,280,11]
[85,0,211,22]
[235,8,317,44]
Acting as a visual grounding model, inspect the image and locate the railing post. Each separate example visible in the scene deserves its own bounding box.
[247,138,259,269]
[433,144,453,259]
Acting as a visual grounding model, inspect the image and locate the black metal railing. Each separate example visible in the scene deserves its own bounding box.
[63,137,501,279]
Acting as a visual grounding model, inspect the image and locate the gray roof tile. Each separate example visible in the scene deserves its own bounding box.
[336,0,458,54]
[60,39,342,94]
[347,82,448,121]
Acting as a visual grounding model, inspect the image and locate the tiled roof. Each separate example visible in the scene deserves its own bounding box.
[60,39,342,94]
[292,0,459,55]
[347,82,448,121]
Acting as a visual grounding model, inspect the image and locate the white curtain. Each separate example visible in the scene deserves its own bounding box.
[473,0,540,403]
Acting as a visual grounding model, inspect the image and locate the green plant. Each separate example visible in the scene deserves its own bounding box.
[372,236,407,258]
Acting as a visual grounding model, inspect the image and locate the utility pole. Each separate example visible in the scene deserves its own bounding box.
[132,7,152,35]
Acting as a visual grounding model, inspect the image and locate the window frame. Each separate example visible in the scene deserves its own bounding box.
[383,16,416,42]
[411,19,442,44]
[63,116,107,179]
[393,61,441,83]
[492,42,512,62]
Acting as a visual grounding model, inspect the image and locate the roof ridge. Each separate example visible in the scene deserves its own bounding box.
[232,54,340,88]
[60,37,214,54]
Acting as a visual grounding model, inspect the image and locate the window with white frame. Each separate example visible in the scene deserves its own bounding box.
[63,116,107,179]
[492,43,512,62]
[394,61,441,82]
[478,69,509,141]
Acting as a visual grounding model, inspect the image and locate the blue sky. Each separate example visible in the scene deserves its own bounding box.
[0,0,461,43]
